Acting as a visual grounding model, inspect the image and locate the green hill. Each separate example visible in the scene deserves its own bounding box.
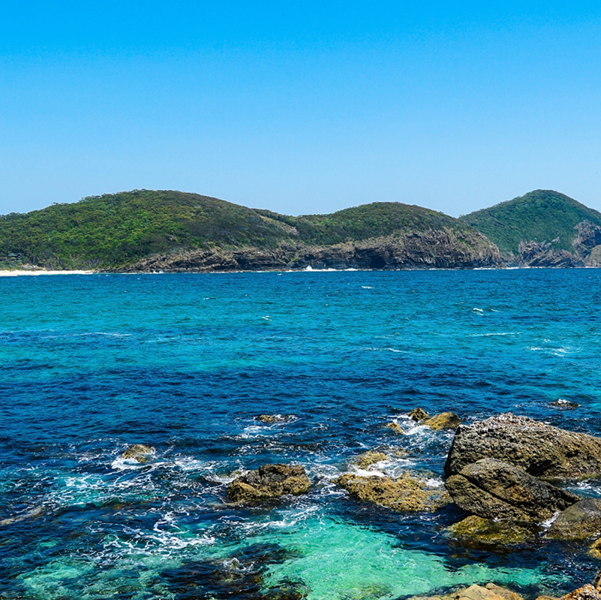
[0,189,470,269]
[459,190,601,254]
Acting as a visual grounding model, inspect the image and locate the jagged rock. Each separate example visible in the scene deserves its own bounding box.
[335,473,449,512]
[409,408,430,421]
[518,240,584,268]
[384,421,404,434]
[423,412,461,430]
[122,444,155,463]
[227,464,311,502]
[352,451,387,470]
[445,458,579,522]
[446,515,533,546]
[546,499,601,540]
[256,414,293,423]
[550,399,580,410]
[561,584,601,600]
[444,414,601,480]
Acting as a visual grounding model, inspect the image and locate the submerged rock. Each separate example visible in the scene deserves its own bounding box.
[445,458,579,522]
[446,515,533,546]
[444,413,601,480]
[122,444,155,463]
[423,412,461,430]
[256,414,293,423]
[352,451,387,470]
[546,499,601,540]
[227,464,311,502]
[409,408,430,422]
[384,421,404,434]
[550,399,580,410]
[335,473,449,512]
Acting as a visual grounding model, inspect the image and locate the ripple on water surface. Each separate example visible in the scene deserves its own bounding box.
[1,270,601,599]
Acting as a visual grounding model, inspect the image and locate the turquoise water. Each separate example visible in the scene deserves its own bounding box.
[1,269,601,599]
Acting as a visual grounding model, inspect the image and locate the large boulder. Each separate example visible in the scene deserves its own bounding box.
[444,414,601,480]
[445,458,579,522]
[336,473,449,512]
[546,499,601,540]
[227,464,311,502]
[409,408,430,421]
[453,584,522,600]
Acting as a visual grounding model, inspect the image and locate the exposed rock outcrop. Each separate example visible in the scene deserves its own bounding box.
[409,408,430,421]
[122,444,155,463]
[446,515,533,546]
[351,451,387,470]
[453,583,522,600]
[125,228,502,273]
[546,499,601,540]
[517,240,584,268]
[336,473,449,512]
[444,414,601,480]
[255,414,293,423]
[227,464,311,502]
[384,421,404,434]
[445,458,579,522]
[423,412,461,430]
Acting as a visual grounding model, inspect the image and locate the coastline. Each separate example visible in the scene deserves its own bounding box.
[0,269,95,277]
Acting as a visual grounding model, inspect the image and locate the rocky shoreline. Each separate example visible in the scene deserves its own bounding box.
[150,411,601,600]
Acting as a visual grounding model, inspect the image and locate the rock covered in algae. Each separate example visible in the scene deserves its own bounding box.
[409,408,430,421]
[422,412,461,430]
[546,499,601,540]
[352,451,387,470]
[384,421,403,434]
[445,458,579,522]
[122,444,155,463]
[444,413,601,480]
[227,464,311,502]
[446,515,533,546]
[335,473,449,512]
[255,414,293,424]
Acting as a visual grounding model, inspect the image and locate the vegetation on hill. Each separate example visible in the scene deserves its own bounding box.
[459,190,601,254]
[0,189,473,269]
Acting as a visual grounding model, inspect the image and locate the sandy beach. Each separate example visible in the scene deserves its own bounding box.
[0,270,95,277]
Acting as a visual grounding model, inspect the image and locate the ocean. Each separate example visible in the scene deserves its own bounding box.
[1,269,601,599]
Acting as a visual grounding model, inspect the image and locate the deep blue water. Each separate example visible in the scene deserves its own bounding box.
[1,269,601,599]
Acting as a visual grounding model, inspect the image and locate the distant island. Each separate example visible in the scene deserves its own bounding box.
[1,189,600,272]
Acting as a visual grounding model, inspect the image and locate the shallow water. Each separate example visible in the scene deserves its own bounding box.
[1,269,601,599]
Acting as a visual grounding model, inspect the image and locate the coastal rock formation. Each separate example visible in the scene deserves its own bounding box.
[384,421,404,434]
[227,464,311,502]
[122,444,155,463]
[517,240,584,268]
[446,515,533,546]
[126,228,502,273]
[422,412,461,430]
[409,408,430,421]
[335,473,449,512]
[453,583,522,600]
[255,414,293,423]
[445,458,579,522]
[546,499,601,540]
[444,414,601,480]
[352,451,387,470]
[561,584,601,600]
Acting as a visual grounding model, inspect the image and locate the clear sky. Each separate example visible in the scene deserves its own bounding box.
[1,1,601,216]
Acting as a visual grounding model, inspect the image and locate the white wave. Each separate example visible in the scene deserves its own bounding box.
[541,512,560,528]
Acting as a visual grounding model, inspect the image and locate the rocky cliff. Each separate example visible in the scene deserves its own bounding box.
[123,228,502,272]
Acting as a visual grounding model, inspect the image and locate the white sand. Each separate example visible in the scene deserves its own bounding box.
[0,270,95,277]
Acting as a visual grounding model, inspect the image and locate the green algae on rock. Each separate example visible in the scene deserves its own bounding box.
[351,451,388,470]
[446,515,534,547]
[423,412,461,430]
[336,473,450,512]
[227,464,311,503]
[122,444,155,463]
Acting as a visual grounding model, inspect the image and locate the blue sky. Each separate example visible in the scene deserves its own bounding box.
[1,1,601,216]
